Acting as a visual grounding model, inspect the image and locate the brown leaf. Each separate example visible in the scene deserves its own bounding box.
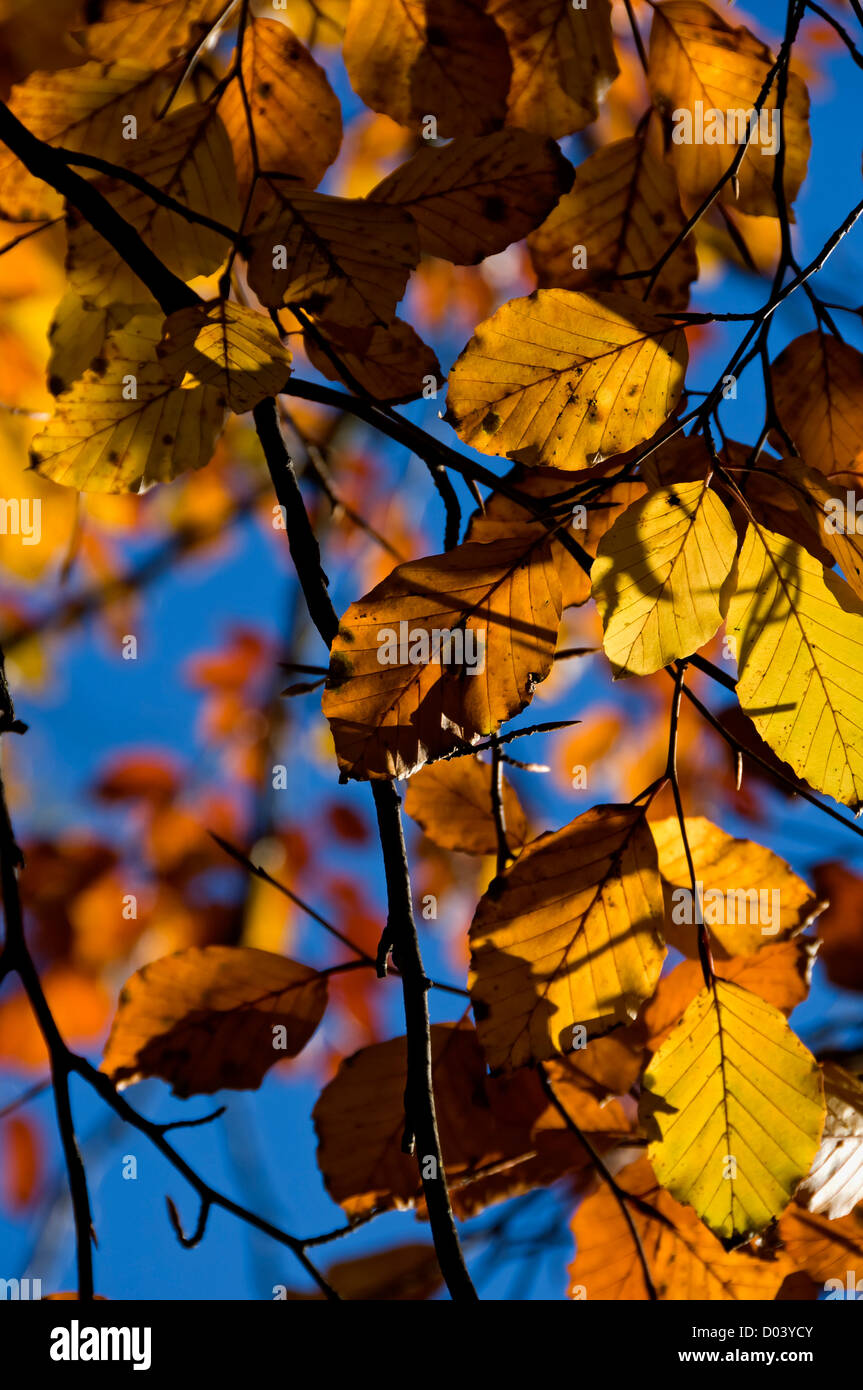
[369,130,573,265]
[101,945,328,1097]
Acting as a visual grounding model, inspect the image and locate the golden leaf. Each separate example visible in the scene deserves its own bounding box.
[469,804,666,1068]
[770,332,863,480]
[30,309,227,492]
[487,0,618,138]
[66,102,238,307]
[647,0,811,217]
[445,290,687,470]
[303,318,440,404]
[159,301,291,414]
[528,136,697,308]
[218,16,342,199]
[404,754,528,855]
[727,522,863,809]
[592,479,737,676]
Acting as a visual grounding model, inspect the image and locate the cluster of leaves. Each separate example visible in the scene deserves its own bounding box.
[1,0,863,1302]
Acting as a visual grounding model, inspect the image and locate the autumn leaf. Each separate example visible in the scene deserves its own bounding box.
[46,292,132,396]
[650,814,820,958]
[570,1157,795,1300]
[322,535,562,780]
[0,61,171,221]
[218,16,343,200]
[647,0,811,217]
[487,0,619,139]
[727,522,863,809]
[592,479,738,677]
[101,945,328,1097]
[312,1023,541,1216]
[641,979,825,1245]
[467,465,646,609]
[404,754,528,856]
[445,290,688,470]
[30,309,227,492]
[343,0,512,138]
[74,0,226,66]
[778,1202,863,1283]
[528,136,698,308]
[769,332,863,480]
[246,187,419,327]
[368,130,573,266]
[158,301,292,415]
[65,102,239,308]
[765,456,863,601]
[642,943,817,1052]
[469,804,666,1069]
[303,317,440,405]
[796,1063,863,1221]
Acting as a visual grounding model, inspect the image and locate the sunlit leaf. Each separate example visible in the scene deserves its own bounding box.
[159,300,291,414]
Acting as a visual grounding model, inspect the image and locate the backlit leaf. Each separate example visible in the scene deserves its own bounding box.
[218,16,342,199]
[641,978,825,1245]
[727,523,863,809]
[647,0,811,217]
[469,804,666,1068]
[303,317,440,404]
[30,309,227,492]
[769,332,863,481]
[796,1063,863,1220]
[570,1157,795,1300]
[158,301,291,414]
[404,754,528,855]
[343,0,512,138]
[487,0,619,138]
[102,945,328,1097]
[592,479,737,676]
[445,290,687,470]
[322,534,562,780]
[528,136,698,308]
[368,130,573,265]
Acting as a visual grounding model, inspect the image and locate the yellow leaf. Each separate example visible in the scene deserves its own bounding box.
[765,456,863,601]
[66,103,238,307]
[158,301,291,414]
[570,1157,796,1300]
[75,0,226,66]
[527,136,698,309]
[322,534,562,780]
[368,130,573,266]
[0,61,172,221]
[641,979,825,1245]
[247,188,418,327]
[278,0,348,46]
[46,292,132,396]
[343,0,512,138]
[770,332,863,480]
[218,16,342,199]
[796,1063,863,1221]
[727,522,863,809]
[592,479,737,676]
[647,0,811,217]
[445,290,687,470]
[487,0,618,138]
[30,309,227,493]
[650,814,820,958]
[467,466,645,610]
[101,945,328,1097]
[404,754,528,855]
[469,804,666,1068]
[303,317,440,404]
